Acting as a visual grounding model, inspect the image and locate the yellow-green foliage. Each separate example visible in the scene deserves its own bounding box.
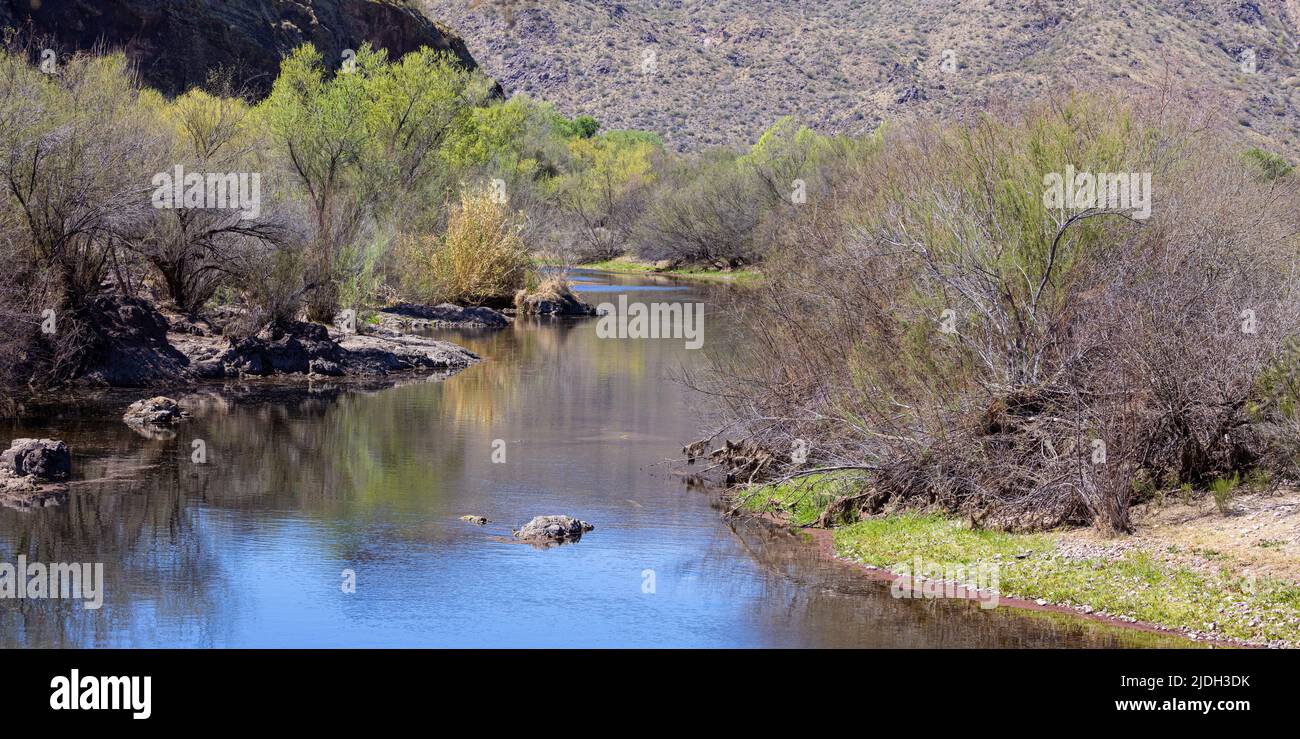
[833,94,1180,418]
[165,88,255,161]
[400,189,531,305]
[445,94,548,175]
[738,115,835,183]
[553,131,658,210]
[260,43,488,210]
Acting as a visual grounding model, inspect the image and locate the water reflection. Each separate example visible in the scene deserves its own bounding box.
[0,272,1192,647]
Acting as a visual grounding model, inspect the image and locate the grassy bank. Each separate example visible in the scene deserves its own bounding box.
[741,476,1300,647]
[567,256,762,285]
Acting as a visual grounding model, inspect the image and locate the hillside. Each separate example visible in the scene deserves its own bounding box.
[424,0,1300,153]
[0,0,483,97]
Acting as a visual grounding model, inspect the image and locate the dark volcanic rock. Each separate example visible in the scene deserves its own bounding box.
[54,296,480,385]
[333,330,479,373]
[0,439,70,511]
[1,438,71,481]
[77,295,191,387]
[0,0,492,99]
[123,396,187,428]
[171,317,479,379]
[226,320,343,376]
[380,303,511,329]
[512,515,593,545]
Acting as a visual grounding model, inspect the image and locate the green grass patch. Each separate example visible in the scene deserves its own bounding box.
[835,513,1054,564]
[834,513,1300,645]
[576,256,762,284]
[739,473,862,526]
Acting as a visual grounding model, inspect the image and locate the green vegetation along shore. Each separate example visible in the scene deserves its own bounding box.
[564,256,761,285]
[740,475,1300,648]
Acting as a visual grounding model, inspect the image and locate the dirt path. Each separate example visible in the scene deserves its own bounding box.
[1058,488,1300,585]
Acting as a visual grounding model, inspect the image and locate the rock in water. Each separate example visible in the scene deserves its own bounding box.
[0,438,71,481]
[380,303,511,329]
[513,279,597,316]
[0,469,69,510]
[460,515,489,525]
[123,396,187,428]
[513,515,594,544]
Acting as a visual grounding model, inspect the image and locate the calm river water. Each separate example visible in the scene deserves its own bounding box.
[0,271,1189,647]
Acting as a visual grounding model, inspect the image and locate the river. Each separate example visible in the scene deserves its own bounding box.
[0,270,1190,647]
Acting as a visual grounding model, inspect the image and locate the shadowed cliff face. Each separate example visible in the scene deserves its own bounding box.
[0,0,486,97]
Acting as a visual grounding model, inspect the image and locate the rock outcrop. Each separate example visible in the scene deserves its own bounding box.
[0,0,491,99]
[0,438,71,511]
[223,320,345,377]
[513,515,593,545]
[171,318,479,380]
[513,279,597,317]
[379,303,511,330]
[332,329,480,374]
[0,438,71,481]
[76,295,192,387]
[123,396,187,429]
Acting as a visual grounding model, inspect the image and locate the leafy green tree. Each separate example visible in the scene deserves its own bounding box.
[558,114,600,139]
[1244,147,1294,181]
[260,44,375,319]
[552,131,659,261]
[260,43,490,319]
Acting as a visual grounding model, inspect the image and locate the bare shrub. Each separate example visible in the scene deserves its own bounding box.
[0,48,166,385]
[696,92,1300,533]
[633,150,764,268]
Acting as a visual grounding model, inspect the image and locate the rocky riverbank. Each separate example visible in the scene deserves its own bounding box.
[0,438,71,511]
[71,295,502,389]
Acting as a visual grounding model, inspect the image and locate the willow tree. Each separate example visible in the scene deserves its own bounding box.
[260,43,490,321]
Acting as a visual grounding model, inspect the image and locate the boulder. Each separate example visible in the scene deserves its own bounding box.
[513,515,594,544]
[379,303,511,329]
[224,320,343,376]
[123,396,187,428]
[0,438,71,481]
[513,279,597,316]
[75,294,191,386]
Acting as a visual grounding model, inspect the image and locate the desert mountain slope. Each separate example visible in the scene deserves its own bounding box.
[424,0,1300,153]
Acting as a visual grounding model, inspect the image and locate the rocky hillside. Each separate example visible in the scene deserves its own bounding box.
[424,0,1300,154]
[0,0,483,97]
